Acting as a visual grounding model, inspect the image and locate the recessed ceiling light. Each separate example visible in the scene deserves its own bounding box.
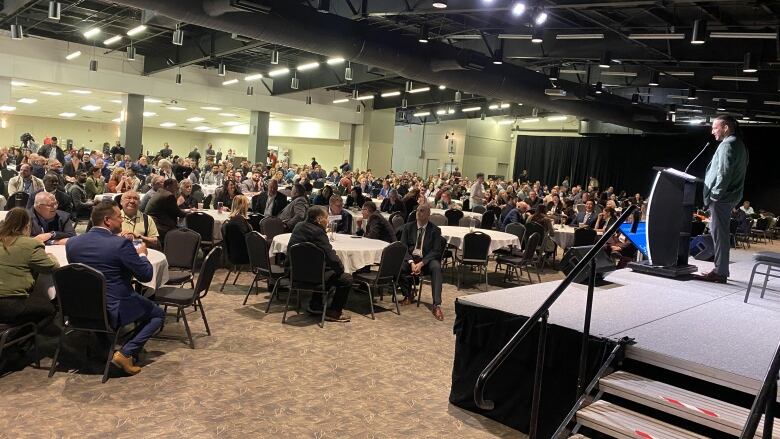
[83,28,101,38]
[219,113,238,117]
[167,106,187,111]
[160,122,176,127]
[432,0,448,8]
[413,111,430,117]
[112,118,121,123]
[461,106,482,112]
[187,116,205,122]
[126,25,147,36]
[222,121,242,126]
[65,51,81,60]
[326,57,345,65]
[144,98,161,103]
[59,112,76,117]
[143,111,156,117]
[10,81,25,86]
[206,129,220,133]
[333,98,349,104]
[222,79,238,86]
[355,95,375,101]
[17,98,37,104]
[103,35,122,45]
[297,62,320,71]
[194,126,210,131]
[438,85,446,90]
[546,115,568,121]
[110,99,123,104]
[70,90,91,95]
[268,67,290,77]
[80,105,101,111]
[201,106,222,111]
[381,91,401,97]
[408,86,430,94]
[244,73,263,81]
[521,117,540,123]
[40,91,61,96]
[0,106,16,112]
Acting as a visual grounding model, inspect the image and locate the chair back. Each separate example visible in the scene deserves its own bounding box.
[390,212,405,231]
[184,211,215,242]
[53,264,111,331]
[480,212,496,230]
[376,241,407,284]
[459,217,480,228]
[371,187,381,198]
[289,242,326,290]
[8,191,29,209]
[524,221,545,245]
[248,213,263,232]
[164,228,201,270]
[0,168,17,183]
[429,213,447,227]
[221,220,251,265]
[407,209,417,223]
[445,209,464,226]
[755,217,770,231]
[523,232,542,260]
[113,194,122,204]
[462,231,492,263]
[250,193,263,212]
[203,194,213,210]
[462,198,470,211]
[575,203,585,213]
[245,231,272,275]
[690,221,706,237]
[573,227,597,247]
[505,222,526,244]
[260,216,286,242]
[194,246,223,299]
[472,205,487,214]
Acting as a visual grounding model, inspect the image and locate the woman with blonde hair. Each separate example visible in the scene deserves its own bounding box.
[0,208,59,327]
[226,194,252,234]
[107,167,125,193]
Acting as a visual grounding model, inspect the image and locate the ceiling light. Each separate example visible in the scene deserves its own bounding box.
[497,34,531,40]
[333,98,349,104]
[712,75,758,82]
[109,100,123,104]
[409,86,430,94]
[432,0,448,9]
[461,106,482,112]
[498,119,514,125]
[217,62,226,77]
[594,81,604,94]
[546,115,567,121]
[194,126,211,131]
[488,104,499,110]
[201,106,222,111]
[126,25,147,36]
[743,52,757,73]
[521,118,539,123]
[172,23,184,46]
[628,33,685,40]
[648,71,660,86]
[17,98,36,104]
[269,67,290,77]
[381,91,401,97]
[448,34,482,40]
[511,2,526,16]
[556,33,604,40]
[219,113,238,117]
[436,109,446,115]
[492,48,503,64]
[531,28,543,44]
[690,19,707,45]
[126,44,136,61]
[41,91,61,96]
[144,98,161,103]
[81,105,101,111]
[401,98,407,108]
[438,85,446,90]
[244,73,263,81]
[160,122,176,127]
[167,106,187,111]
[500,103,510,109]
[317,0,330,13]
[59,112,75,117]
[355,94,375,101]
[69,89,91,94]
[10,81,25,86]
[187,116,205,122]
[326,57,345,65]
[65,51,81,60]
[10,24,22,40]
[419,25,429,43]
[103,35,121,45]
[143,111,156,117]
[297,62,320,71]
[222,78,238,86]
[83,28,101,38]
[222,121,242,126]
[599,52,611,68]
[413,111,430,117]
[48,1,61,20]
[601,71,637,77]
[534,9,547,25]
[687,87,697,100]
[448,107,455,114]
[669,104,677,114]
[270,49,279,65]
[549,66,560,80]
[710,32,777,39]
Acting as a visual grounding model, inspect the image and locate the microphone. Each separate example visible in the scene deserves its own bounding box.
[684,141,711,174]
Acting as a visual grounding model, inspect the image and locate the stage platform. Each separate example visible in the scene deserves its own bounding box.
[457,248,780,396]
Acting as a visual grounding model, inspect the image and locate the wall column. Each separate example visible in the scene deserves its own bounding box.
[248,110,270,165]
[120,93,144,158]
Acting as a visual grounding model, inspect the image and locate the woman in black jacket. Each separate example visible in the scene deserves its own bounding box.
[345,186,366,209]
[380,189,406,218]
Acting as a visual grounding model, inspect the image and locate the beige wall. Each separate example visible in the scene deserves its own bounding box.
[365,109,395,177]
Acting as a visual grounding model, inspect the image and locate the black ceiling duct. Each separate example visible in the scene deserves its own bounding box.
[112,0,670,131]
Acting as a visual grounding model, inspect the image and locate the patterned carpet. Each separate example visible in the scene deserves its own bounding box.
[0,259,561,438]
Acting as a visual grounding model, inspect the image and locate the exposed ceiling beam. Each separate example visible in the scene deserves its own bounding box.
[142,32,267,75]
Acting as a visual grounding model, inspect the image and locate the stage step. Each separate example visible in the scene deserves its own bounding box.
[576,400,708,439]
[569,435,590,439]
[600,371,780,438]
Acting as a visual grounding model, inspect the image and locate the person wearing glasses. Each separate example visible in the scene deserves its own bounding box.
[28,191,75,245]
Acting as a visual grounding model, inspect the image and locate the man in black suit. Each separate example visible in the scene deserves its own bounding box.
[398,203,445,320]
[573,200,598,228]
[144,178,187,245]
[252,179,288,216]
[356,201,395,243]
[328,195,353,234]
[287,206,351,322]
[29,191,75,245]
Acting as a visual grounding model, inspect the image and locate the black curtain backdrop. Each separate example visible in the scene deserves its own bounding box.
[513,127,780,214]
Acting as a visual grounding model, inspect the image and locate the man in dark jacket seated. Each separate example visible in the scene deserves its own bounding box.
[145,178,188,245]
[29,191,75,245]
[398,203,445,320]
[328,195,353,234]
[356,201,395,243]
[287,206,352,323]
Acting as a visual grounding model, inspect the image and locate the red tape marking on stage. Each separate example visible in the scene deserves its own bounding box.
[662,396,719,418]
[634,429,654,439]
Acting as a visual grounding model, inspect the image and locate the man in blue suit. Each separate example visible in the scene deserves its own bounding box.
[573,200,598,228]
[66,201,164,376]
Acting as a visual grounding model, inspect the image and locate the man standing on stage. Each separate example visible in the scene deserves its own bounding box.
[696,115,748,283]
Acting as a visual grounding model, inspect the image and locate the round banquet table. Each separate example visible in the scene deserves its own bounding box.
[270,233,389,274]
[552,224,603,250]
[438,225,520,253]
[40,245,170,299]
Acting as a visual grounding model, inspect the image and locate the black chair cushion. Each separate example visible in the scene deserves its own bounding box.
[496,255,526,265]
[166,269,193,285]
[353,271,379,284]
[754,252,780,264]
[154,287,196,305]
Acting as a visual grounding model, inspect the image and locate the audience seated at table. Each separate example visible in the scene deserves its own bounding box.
[8,163,44,197]
[287,206,351,323]
[278,184,309,231]
[378,180,392,199]
[402,188,422,219]
[27,173,72,214]
[356,201,395,243]
[84,165,106,200]
[0,208,59,328]
[528,206,556,252]
[435,191,457,210]
[140,175,165,213]
[177,179,198,210]
[66,201,163,376]
[252,179,288,216]
[107,168,125,193]
[29,192,75,245]
[573,200,598,228]
[145,178,188,245]
[312,185,334,206]
[502,200,530,231]
[328,195,353,234]
[398,204,445,320]
[241,171,263,193]
[202,165,224,186]
[345,186,366,210]
[380,190,406,217]
[119,191,159,249]
[66,170,94,216]
[604,231,638,269]
[226,195,252,235]
[214,179,241,210]
[595,206,618,233]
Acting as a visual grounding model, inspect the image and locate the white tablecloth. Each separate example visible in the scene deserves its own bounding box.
[200,184,218,197]
[438,226,520,253]
[552,224,603,250]
[41,245,169,299]
[270,233,389,274]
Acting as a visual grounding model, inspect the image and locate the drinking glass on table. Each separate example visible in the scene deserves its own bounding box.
[217,201,224,212]
[197,202,204,210]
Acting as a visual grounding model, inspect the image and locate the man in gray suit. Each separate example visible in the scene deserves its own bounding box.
[696,115,748,283]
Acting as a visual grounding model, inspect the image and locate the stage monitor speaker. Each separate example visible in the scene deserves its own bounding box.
[561,245,617,284]
[690,234,715,261]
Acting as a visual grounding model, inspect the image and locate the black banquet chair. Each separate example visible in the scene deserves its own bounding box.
[219,220,251,291]
[185,211,217,251]
[454,231,492,291]
[248,213,264,232]
[472,205,487,214]
[49,263,131,383]
[7,191,29,210]
[283,242,331,328]
[573,227,597,247]
[260,216,286,244]
[164,228,201,288]
[352,241,406,319]
[243,231,286,307]
[445,209,464,226]
[497,232,542,284]
[0,322,39,370]
[154,246,222,348]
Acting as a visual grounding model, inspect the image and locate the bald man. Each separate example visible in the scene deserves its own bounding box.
[29,191,75,245]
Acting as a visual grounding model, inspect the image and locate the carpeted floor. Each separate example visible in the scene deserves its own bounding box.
[0,255,563,439]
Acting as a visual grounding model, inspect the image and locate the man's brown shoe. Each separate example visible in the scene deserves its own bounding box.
[399,297,414,306]
[324,310,351,323]
[694,270,727,284]
[111,351,141,375]
[432,306,444,321]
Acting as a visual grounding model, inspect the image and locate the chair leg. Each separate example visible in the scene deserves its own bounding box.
[484,265,489,292]
[48,328,65,378]
[760,264,773,299]
[220,268,233,292]
[102,331,121,383]
[197,299,211,336]
[367,284,375,320]
[179,308,195,349]
[232,268,242,285]
[243,273,260,305]
[319,290,330,329]
[746,263,760,302]
[282,288,294,323]
[32,327,40,368]
[391,281,401,315]
[265,278,281,313]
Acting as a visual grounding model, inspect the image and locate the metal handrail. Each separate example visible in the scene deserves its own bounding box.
[473,204,637,412]
[740,339,780,438]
